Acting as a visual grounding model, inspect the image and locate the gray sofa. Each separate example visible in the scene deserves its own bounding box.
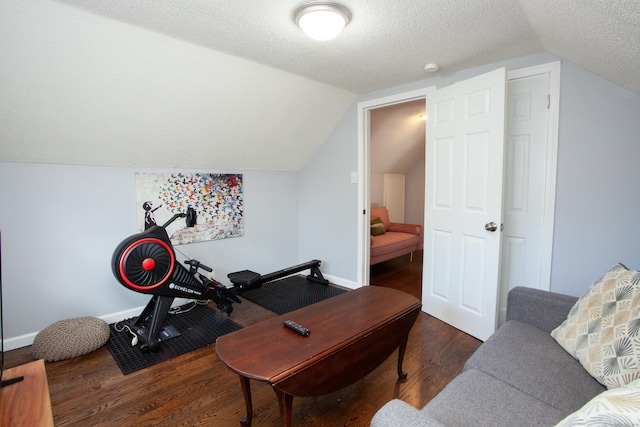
[371,286,606,427]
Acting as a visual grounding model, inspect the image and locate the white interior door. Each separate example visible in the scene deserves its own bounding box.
[422,68,507,341]
[498,64,559,324]
[383,173,405,222]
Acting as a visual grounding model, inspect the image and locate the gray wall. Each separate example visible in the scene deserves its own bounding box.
[299,52,640,297]
[0,163,299,348]
[298,105,360,287]
[551,61,640,295]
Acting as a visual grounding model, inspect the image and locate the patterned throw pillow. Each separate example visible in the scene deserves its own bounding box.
[371,216,386,236]
[551,263,640,389]
[555,378,640,426]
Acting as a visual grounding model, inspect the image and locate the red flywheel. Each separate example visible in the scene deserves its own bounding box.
[118,237,175,291]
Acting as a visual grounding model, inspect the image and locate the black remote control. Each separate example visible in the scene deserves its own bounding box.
[283,320,310,337]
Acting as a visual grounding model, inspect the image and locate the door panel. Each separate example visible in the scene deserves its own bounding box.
[498,73,551,324]
[434,138,454,208]
[432,230,452,299]
[423,67,506,341]
[465,132,490,211]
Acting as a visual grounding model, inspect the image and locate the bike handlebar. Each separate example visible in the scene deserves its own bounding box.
[161,213,187,229]
[184,259,213,273]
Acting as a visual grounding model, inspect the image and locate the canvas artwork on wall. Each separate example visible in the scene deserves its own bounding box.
[135,173,244,245]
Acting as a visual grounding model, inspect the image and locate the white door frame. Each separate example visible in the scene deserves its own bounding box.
[506,61,561,291]
[356,87,435,286]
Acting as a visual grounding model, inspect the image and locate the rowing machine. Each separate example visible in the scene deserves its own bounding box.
[111,212,328,352]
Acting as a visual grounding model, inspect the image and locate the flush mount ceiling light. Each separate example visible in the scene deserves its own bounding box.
[424,63,439,73]
[294,2,351,41]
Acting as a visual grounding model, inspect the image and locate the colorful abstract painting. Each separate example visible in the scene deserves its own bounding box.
[135,173,244,245]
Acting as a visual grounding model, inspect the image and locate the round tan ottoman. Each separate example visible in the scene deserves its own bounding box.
[32,316,111,362]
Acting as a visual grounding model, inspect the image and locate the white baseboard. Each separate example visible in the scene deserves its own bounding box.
[4,332,38,352]
[324,274,361,290]
[4,298,196,351]
[4,278,358,351]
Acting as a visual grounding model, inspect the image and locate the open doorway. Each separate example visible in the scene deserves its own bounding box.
[356,88,433,287]
[368,99,427,297]
[369,100,426,222]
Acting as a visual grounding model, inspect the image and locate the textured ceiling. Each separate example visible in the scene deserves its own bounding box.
[4,0,638,173]
[54,0,640,95]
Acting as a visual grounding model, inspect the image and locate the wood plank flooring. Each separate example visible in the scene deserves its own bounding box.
[5,252,481,426]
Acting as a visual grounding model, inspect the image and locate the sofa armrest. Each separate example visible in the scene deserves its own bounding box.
[506,286,578,333]
[371,399,445,427]
[388,223,422,236]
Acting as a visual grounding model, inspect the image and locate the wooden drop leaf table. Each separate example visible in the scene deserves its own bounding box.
[215,285,422,427]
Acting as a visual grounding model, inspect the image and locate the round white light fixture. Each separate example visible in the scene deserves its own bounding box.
[294,2,351,41]
[424,63,439,73]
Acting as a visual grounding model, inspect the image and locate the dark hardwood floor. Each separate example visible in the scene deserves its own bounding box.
[5,252,481,426]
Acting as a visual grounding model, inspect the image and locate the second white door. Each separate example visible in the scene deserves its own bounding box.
[498,69,556,324]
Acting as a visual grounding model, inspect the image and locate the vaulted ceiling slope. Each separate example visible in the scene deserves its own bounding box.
[0,0,355,171]
[55,0,640,95]
[370,100,426,175]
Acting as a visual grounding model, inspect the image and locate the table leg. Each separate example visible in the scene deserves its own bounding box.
[397,336,409,379]
[238,375,253,426]
[273,388,294,427]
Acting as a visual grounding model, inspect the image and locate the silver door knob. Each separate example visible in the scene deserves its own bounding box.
[485,222,497,232]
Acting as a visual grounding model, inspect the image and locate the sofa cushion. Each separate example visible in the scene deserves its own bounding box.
[371,216,386,236]
[422,369,567,426]
[370,207,390,231]
[465,320,605,413]
[551,263,640,389]
[370,232,419,256]
[555,378,640,426]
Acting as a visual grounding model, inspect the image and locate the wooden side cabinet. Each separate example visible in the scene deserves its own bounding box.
[1,359,54,426]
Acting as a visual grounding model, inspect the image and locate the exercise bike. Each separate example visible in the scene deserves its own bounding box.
[111,210,328,352]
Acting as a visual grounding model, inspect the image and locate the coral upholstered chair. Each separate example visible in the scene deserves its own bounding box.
[370,206,422,265]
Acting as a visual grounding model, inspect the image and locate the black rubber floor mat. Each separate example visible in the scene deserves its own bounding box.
[241,275,347,315]
[107,303,241,375]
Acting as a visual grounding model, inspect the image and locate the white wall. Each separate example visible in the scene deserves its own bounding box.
[0,162,299,349]
[0,0,354,171]
[299,52,640,298]
[369,173,384,208]
[405,160,425,226]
